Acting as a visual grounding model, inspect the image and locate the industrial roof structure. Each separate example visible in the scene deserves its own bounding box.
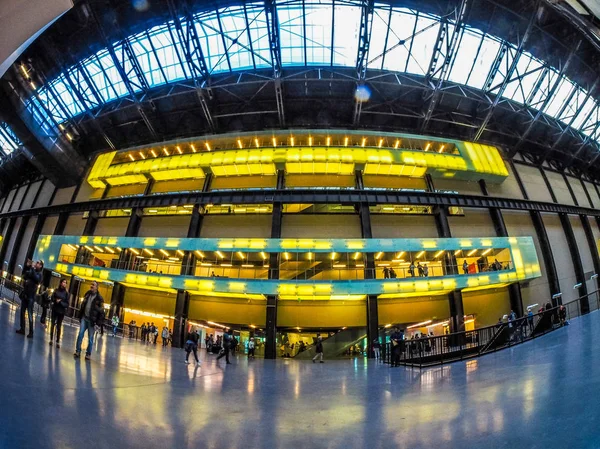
[0,0,600,191]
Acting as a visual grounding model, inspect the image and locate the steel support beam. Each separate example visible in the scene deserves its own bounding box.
[473,3,539,141]
[421,0,469,131]
[559,212,589,313]
[353,0,374,126]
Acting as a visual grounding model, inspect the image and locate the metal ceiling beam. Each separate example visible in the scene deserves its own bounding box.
[539,78,598,166]
[265,0,285,127]
[510,40,581,157]
[473,2,540,142]
[420,0,470,132]
[353,0,374,126]
[167,0,215,133]
[86,4,159,140]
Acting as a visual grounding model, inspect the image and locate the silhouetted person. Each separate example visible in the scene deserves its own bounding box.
[423,264,429,277]
[184,330,201,366]
[49,279,69,348]
[417,262,424,277]
[217,329,233,364]
[389,268,397,279]
[248,337,256,359]
[408,262,415,277]
[390,327,403,367]
[383,267,390,279]
[16,259,43,338]
[312,336,324,363]
[463,260,469,274]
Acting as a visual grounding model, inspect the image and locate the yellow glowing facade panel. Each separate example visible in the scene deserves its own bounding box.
[86,139,508,188]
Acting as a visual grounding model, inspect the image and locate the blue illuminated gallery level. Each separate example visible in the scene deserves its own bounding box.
[34,235,541,299]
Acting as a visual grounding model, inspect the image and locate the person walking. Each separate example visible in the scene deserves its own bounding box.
[16,259,43,338]
[184,330,201,366]
[312,336,324,363]
[390,327,404,367]
[74,281,105,360]
[49,279,69,348]
[111,315,119,337]
[162,326,169,347]
[527,308,534,333]
[216,329,233,364]
[248,337,255,359]
[372,337,381,360]
[39,289,51,328]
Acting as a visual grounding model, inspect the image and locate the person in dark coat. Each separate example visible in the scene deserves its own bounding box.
[74,281,105,360]
[16,259,43,338]
[217,329,233,364]
[184,330,201,366]
[312,336,324,363]
[49,279,69,348]
[390,327,404,367]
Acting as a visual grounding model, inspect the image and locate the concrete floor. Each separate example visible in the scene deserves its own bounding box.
[1,300,599,449]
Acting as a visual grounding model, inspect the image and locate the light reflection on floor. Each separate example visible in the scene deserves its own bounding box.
[2,301,599,449]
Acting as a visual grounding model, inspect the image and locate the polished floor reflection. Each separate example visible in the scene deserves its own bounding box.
[1,299,599,449]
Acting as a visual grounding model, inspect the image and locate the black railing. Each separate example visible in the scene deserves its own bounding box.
[384,291,597,368]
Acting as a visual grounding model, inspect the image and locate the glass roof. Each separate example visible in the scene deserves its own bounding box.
[26,0,600,148]
[0,123,20,156]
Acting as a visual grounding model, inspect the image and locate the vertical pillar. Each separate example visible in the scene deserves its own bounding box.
[0,217,16,270]
[25,214,47,262]
[356,170,378,358]
[175,203,204,347]
[67,276,82,317]
[580,179,594,208]
[53,212,69,236]
[531,211,561,304]
[110,282,126,319]
[8,216,31,274]
[580,214,600,294]
[173,290,190,348]
[479,179,523,317]
[560,213,589,313]
[76,211,99,264]
[265,169,284,359]
[434,204,464,333]
[562,173,579,206]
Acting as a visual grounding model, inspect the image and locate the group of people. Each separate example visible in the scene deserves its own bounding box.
[140,322,172,345]
[383,262,430,279]
[185,328,239,365]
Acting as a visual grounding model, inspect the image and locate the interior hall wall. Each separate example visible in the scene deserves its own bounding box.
[277,300,366,328]
[1,189,16,213]
[485,161,525,199]
[34,180,56,208]
[568,177,591,208]
[13,218,36,274]
[378,297,450,325]
[9,185,27,211]
[94,218,130,236]
[584,181,600,208]
[201,215,272,238]
[514,163,553,203]
[281,215,362,238]
[51,186,76,206]
[189,296,266,326]
[4,217,22,266]
[41,216,59,235]
[63,214,86,236]
[502,210,550,310]
[462,287,511,327]
[21,181,42,210]
[448,208,496,238]
[138,215,191,238]
[569,215,596,308]
[545,170,574,205]
[542,213,577,303]
[123,287,177,317]
[370,215,438,238]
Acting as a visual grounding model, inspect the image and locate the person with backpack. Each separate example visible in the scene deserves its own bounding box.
[312,335,324,363]
[216,329,233,364]
[184,329,201,366]
[49,279,69,348]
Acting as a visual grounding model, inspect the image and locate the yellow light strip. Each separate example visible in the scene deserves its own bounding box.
[407,320,432,329]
